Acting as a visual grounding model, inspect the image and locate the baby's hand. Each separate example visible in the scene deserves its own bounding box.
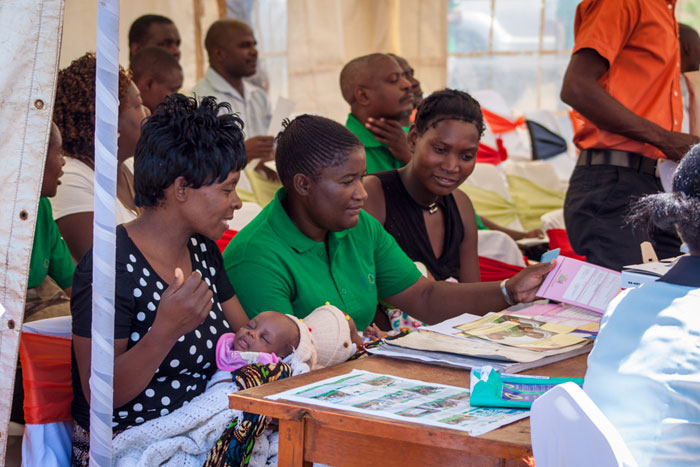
[346,315,365,348]
[363,323,388,340]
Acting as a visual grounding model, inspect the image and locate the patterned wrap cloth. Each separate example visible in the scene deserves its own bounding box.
[204,362,293,467]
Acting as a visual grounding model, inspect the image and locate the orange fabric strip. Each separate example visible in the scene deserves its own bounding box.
[482,108,526,134]
[19,333,73,425]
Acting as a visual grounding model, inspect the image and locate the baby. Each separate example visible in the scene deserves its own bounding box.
[216,305,364,372]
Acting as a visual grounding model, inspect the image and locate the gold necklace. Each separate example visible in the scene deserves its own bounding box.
[422,201,439,215]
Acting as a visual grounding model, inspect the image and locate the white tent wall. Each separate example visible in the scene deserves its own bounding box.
[60,0,221,91]
[288,0,447,123]
[61,0,449,124]
[0,0,65,461]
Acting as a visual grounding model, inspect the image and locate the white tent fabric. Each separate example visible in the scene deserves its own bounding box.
[0,0,65,461]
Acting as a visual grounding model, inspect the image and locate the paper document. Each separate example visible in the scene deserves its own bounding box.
[454,313,587,351]
[536,256,620,313]
[506,303,601,333]
[266,96,295,137]
[391,329,589,363]
[267,369,528,436]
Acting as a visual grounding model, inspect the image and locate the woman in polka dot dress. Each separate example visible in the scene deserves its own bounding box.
[69,95,250,464]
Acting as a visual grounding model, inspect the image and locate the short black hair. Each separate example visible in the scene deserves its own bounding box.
[414,89,485,137]
[128,14,174,47]
[133,94,247,207]
[130,46,181,83]
[275,115,363,188]
[628,143,700,253]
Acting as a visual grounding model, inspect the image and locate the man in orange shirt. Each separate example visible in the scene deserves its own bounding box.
[561,0,699,270]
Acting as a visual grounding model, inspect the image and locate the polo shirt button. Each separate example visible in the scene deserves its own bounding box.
[674,120,678,125]
[674,91,678,97]
[667,3,672,9]
[341,288,347,294]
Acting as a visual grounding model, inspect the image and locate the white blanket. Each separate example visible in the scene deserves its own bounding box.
[112,358,309,467]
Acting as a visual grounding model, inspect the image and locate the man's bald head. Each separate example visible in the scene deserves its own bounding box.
[680,23,700,73]
[204,19,258,81]
[339,53,397,104]
[205,19,253,58]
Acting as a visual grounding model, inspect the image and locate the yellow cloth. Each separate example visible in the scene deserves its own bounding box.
[246,169,282,207]
[505,174,564,231]
[458,184,519,228]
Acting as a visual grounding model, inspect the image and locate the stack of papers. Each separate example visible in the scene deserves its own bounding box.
[369,308,594,373]
[369,257,621,373]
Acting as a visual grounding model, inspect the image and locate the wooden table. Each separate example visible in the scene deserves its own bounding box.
[229,354,587,466]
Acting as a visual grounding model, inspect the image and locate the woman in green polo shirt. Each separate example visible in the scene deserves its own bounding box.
[224,115,555,331]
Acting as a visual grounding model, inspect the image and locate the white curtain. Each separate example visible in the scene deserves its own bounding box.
[0,0,65,460]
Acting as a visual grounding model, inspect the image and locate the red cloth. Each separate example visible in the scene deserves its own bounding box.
[476,138,508,165]
[547,228,586,261]
[478,256,524,282]
[19,333,73,425]
[216,229,238,253]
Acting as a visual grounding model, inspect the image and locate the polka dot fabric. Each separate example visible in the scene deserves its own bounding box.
[71,225,235,432]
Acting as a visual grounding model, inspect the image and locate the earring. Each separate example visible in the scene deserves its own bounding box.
[117,132,121,139]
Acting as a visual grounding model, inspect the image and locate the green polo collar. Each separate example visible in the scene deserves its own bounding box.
[346,113,383,149]
[268,188,349,253]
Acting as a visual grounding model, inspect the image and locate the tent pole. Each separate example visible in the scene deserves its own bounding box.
[89,0,119,464]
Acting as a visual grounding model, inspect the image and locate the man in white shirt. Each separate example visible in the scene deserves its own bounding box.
[193,19,274,193]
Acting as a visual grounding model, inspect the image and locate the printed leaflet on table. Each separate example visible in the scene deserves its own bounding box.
[266,369,529,436]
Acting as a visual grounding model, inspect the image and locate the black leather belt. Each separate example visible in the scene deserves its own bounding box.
[576,149,657,176]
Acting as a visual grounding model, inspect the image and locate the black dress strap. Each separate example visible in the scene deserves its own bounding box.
[374,170,464,281]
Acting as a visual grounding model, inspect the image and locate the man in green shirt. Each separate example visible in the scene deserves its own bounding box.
[340,53,414,174]
[224,189,422,330]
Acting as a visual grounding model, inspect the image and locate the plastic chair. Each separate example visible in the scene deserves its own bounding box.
[531,382,638,467]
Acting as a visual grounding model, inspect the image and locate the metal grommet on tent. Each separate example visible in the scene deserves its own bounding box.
[7,320,15,330]
[19,210,28,220]
[33,99,44,110]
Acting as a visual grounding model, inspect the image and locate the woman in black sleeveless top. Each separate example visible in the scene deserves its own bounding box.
[363,89,484,283]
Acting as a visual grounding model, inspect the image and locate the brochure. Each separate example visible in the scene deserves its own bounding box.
[536,256,621,313]
[505,303,601,334]
[469,367,584,409]
[267,369,529,436]
[454,312,587,351]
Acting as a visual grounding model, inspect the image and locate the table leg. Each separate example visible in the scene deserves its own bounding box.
[278,419,311,467]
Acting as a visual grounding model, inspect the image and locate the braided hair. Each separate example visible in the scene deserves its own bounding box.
[53,53,131,169]
[275,115,363,189]
[133,94,247,207]
[627,143,700,254]
[414,89,485,138]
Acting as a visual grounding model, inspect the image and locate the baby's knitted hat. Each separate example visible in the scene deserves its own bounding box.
[303,304,355,369]
[286,315,318,370]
